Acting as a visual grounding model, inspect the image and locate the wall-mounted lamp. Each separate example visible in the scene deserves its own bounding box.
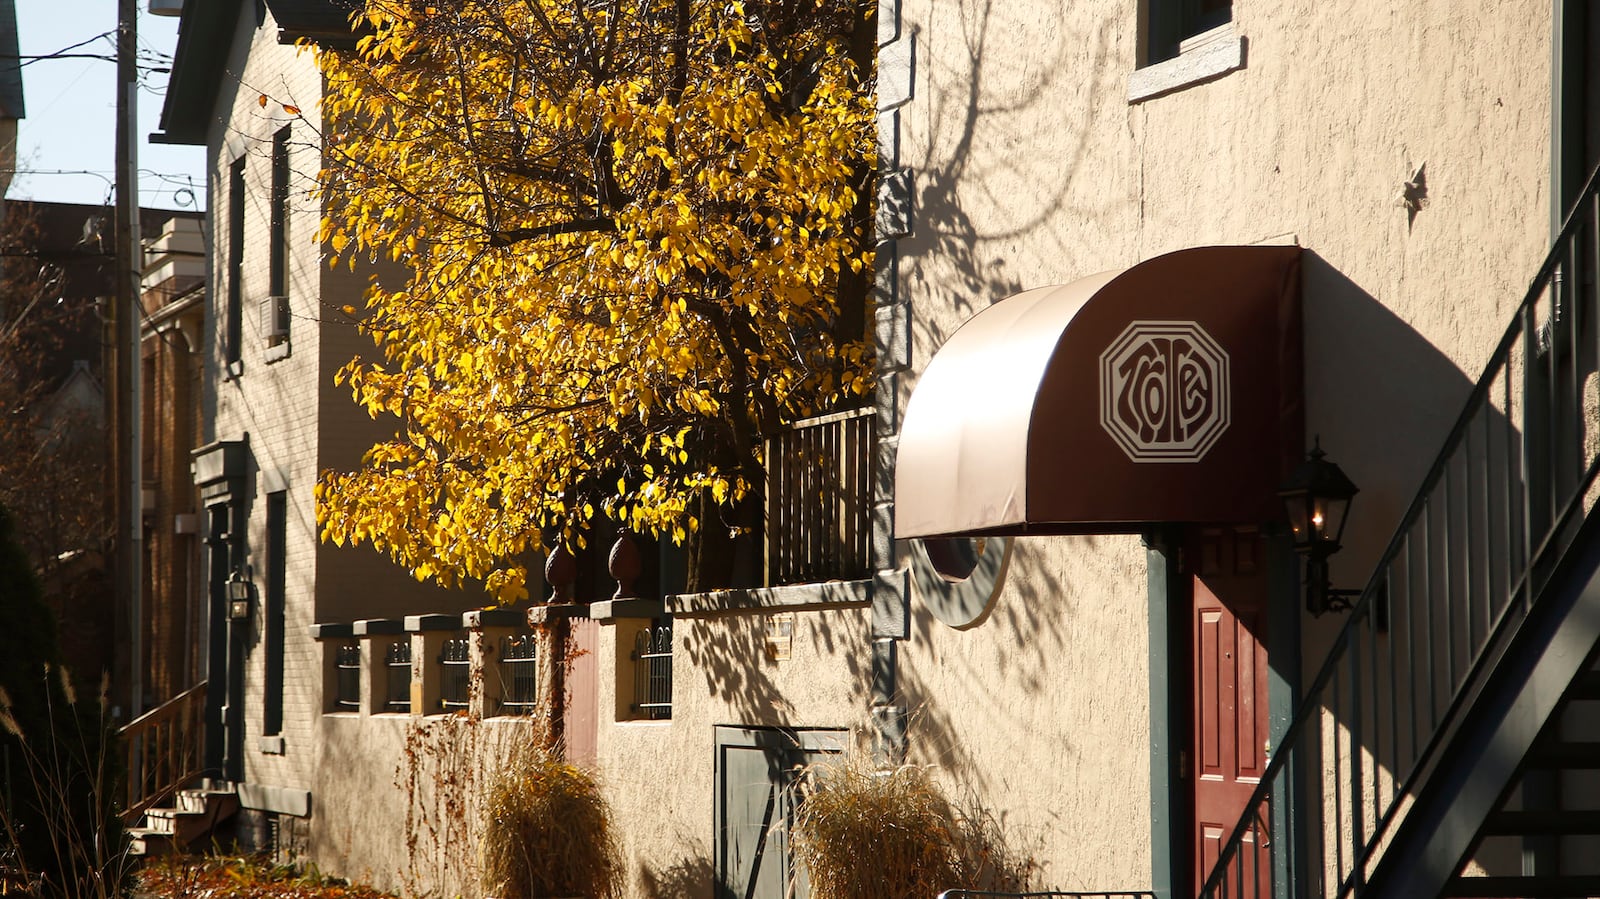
[227,571,254,620]
[1278,438,1362,616]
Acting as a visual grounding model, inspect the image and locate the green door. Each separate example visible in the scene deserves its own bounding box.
[714,726,844,899]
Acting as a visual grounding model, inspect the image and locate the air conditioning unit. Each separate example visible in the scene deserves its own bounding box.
[261,295,290,347]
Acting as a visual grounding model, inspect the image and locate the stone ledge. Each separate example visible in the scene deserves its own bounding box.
[1127,24,1244,104]
[590,598,666,623]
[463,607,526,629]
[352,618,404,636]
[308,622,353,640]
[404,613,461,632]
[668,578,874,617]
[527,603,592,626]
[237,782,311,818]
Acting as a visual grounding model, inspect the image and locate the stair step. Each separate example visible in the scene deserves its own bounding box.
[1482,809,1600,835]
[1446,874,1600,897]
[125,828,174,858]
[1524,741,1600,768]
[1565,670,1600,701]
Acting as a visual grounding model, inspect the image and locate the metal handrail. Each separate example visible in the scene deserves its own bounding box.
[1202,160,1600,899]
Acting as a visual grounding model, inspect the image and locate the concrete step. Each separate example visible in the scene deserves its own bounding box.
[175,788,238,816]
[125,827,175,858]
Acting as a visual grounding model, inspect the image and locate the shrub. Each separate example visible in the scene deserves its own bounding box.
[480,745,620,899]
[793,757,1033,899]
[0,503,125,899]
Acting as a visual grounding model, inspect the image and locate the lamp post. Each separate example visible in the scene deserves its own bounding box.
[1278,438,1361,615]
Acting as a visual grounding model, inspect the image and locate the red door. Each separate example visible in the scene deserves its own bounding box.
[1191,527,1271,893]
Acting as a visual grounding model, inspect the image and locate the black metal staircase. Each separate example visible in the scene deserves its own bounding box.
[1200,162,1600,899]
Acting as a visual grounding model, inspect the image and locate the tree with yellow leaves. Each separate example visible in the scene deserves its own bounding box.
[314,0,877,602]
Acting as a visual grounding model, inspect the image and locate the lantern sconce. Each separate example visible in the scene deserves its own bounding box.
[1278,438,1363,616]
[227,569,255,620]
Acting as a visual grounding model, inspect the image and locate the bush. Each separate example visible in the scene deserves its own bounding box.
[793,758,1033,899]
[480,745,620,899]
[0,503,125,898]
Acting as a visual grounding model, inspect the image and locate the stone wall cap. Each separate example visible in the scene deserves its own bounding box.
[352,618,405,636]
[404,613,462,632]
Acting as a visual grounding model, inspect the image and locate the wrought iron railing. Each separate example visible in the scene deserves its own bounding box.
[631,622,673,720]
[497,633,539,714]
[334,643,360,710]
[383,641,412,713]
[119,680,207,823]
[1202,166,1600,898]
[438,637,471,710]
[764,407,875,586]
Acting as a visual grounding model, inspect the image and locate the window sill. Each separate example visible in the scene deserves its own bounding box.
[257,735,286,755]
[264,342,291,364]
[222,359,243,381]
[1128,23,1244,104]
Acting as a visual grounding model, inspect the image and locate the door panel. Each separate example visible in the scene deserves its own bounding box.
[715,727,844,899]
[1191,527,1269,892]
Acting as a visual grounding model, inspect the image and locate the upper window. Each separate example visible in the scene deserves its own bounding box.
[225,157,245,375]
[1128,0,1242,103]
[265,128,292,361]
[1147,0,1231,65]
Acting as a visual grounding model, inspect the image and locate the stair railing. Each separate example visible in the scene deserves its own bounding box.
[118,681,207,824]
[1201,162,1600,899]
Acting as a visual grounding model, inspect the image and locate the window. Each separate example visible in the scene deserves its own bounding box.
[225,158,245,373]
[1129,0,1241,103]
[497,633,539,715]
[1146,0,1231,64]
[334,645,360,710]
[630,619,673,720]
[438,637,471,711]
[263,491,286,736]
[384,641,412,712]
[265,128,291,360]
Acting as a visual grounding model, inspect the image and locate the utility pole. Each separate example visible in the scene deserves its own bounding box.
[114,0,144,719]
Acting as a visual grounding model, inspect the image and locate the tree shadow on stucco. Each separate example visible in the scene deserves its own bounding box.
[637,852,715,899]
[679,609,868,725]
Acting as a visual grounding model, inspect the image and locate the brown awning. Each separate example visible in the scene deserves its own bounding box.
[895,245,1302,538]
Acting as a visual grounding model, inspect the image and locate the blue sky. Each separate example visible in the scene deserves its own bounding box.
[11,2,207,211]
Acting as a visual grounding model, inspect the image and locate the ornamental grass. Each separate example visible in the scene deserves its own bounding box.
[480,746,621,899]
[792,760,969,899]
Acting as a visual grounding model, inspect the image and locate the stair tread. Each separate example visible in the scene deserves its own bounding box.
[1524,741,1600,768]
[1447,874,1600,897]
[1483,809,1600,835]
[1567,670,1600,701]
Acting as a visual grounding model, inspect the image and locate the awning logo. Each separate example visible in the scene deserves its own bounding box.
[1100,320,1231,462]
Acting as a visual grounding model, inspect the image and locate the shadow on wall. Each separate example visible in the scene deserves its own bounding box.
[1298,250,1478,609]
[681,610,868,726]
[899,0,1117,343]
[638,851,715,899]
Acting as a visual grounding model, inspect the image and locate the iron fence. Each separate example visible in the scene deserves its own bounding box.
[438,637,470,710]
[1200,164,1600,898]
[498,633,539,715]
[631,622,673,720]
[384,641,412,713]
[765,407,874,586]
[335,644,360,710]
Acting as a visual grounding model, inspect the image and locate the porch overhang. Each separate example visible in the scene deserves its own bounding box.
[895,245,1303,539]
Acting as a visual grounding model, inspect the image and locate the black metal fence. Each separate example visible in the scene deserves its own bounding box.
[631,622,673,720]
[439,637,470,710]
[383,641,412,713]
[498,633,539,715]
[765,408,874,585]
[335,644,360,710]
